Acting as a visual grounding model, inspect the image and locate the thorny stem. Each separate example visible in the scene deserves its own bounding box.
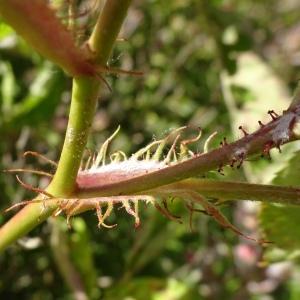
[3,179,300,217]
[1,1,300,252]
[75,103,300,198]
[0,0,133,251]
[1,92,300,252]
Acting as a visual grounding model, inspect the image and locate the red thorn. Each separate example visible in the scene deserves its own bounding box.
[277,145,282,153]
[218,164,225,175]
[275,142,282,153]
[258,120,264,128]
[220,137,228,147]
[230,159,237,168]
[268,110,279,120]
[238,126,248,136]
[236,152,245,169]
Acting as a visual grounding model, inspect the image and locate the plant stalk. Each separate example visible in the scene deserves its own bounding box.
[76,104,300,198]
[0,0,133,252]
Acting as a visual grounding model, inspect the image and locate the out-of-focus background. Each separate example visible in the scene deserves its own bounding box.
[1,0,300,299]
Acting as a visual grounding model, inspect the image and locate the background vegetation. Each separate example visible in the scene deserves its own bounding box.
[0,0,300,299]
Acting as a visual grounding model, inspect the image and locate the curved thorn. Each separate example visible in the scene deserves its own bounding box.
[151,126,187,161]
[23,151,58,167]
[110,150,127,162]
[154,202,182,223]
[96,202,117,229]
[123,200,140,227]
[162,198,181,220]
[164,134,181,164]
[184,192,268,243]
[203,131,218,153]
[185,202,195,232]
[65,199,81,216]
[133,140,163,159]
[95,72,112,92]
[4,199,44,213]
[134,201,140,228]
[15,175,54,198]
[94,126,121,167]
[181,127,202,146]
[3,168,53,178]
[83,155,92,170]
[96,65,143,76]
[66,214,73,229]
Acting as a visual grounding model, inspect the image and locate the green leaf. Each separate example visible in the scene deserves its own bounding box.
[272,150,300,186]
[260,204,300,249]
[260,150,300,250]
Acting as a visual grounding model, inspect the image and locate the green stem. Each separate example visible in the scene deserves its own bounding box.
[47,77,99,196]
[153,179,300,206]
[3,179,299,221]
[89,0,133,64]
[0,0,133,252]
[74,178,300,207]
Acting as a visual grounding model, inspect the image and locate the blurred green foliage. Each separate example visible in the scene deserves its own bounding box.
[1,0,300,299]
[260,151,300,250]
